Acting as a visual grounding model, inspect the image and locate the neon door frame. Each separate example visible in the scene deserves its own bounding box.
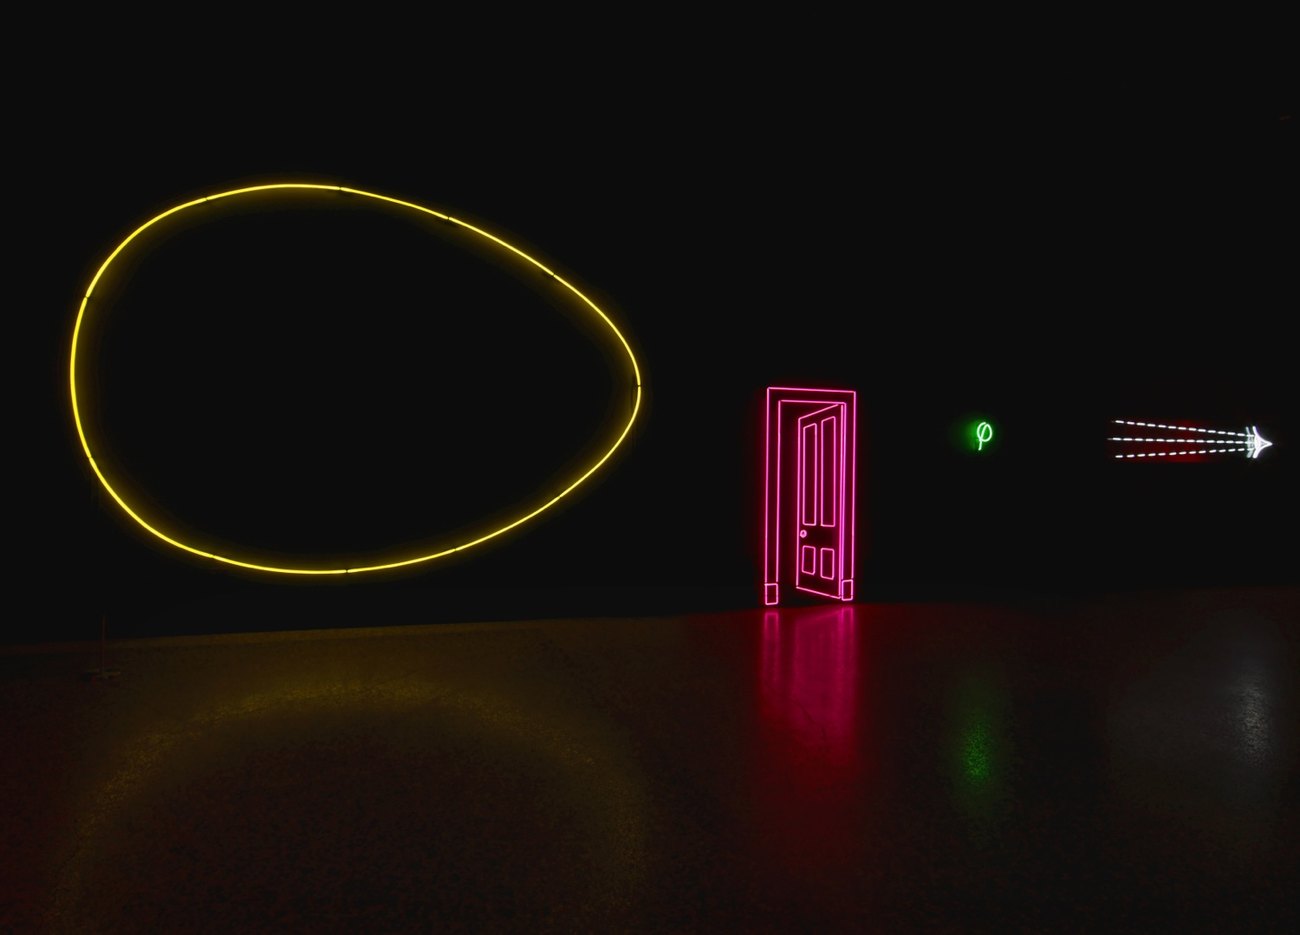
[763,387,857,606]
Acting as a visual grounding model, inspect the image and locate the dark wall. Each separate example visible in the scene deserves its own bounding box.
[23,97,1297,640]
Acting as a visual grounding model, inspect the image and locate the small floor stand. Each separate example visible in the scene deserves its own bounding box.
[81,616,121,682]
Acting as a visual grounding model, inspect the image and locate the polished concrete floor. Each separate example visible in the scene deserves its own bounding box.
[3,588,1297,932]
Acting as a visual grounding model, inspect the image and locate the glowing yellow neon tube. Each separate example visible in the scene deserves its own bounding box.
[69,183,643,575]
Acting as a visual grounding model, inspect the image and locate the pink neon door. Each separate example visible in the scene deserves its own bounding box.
[795,404,846,598]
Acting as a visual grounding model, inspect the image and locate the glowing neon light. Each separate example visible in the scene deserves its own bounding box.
[975,421,993,451]
[1113,420,1250,437]
[1249,427,1273,459]
[1109,438,1245,444]
[1110,420,1273,461]
[763,387,857,606]
[1115,449,1251,458]
[69,183,643,575]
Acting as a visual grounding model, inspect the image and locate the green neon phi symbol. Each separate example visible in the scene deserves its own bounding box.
[975,421,993,451]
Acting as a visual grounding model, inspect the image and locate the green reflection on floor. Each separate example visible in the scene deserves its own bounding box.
[950,673,1009,834]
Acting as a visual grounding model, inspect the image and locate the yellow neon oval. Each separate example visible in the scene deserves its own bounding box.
[70,183,643,575]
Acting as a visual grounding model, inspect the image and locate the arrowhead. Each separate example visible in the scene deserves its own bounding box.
[1249,426,1273,459]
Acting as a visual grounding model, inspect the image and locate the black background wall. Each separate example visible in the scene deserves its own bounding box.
[20,87,1297,641]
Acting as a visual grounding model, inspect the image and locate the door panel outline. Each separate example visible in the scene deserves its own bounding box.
[796,404,842,597]
[800,421,818,526]
[820,414,837,527]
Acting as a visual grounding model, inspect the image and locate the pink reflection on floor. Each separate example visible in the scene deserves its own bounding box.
[755,604,871,881]
[761,606,860,756]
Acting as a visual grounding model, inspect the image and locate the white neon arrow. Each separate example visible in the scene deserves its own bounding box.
[1249,426,1273,459]
[1111,420,1274,460]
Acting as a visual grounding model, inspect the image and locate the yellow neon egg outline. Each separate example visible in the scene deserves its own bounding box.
[70,183,644,575]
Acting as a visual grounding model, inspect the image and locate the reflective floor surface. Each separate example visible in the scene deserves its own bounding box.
[2,588,1297,932]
